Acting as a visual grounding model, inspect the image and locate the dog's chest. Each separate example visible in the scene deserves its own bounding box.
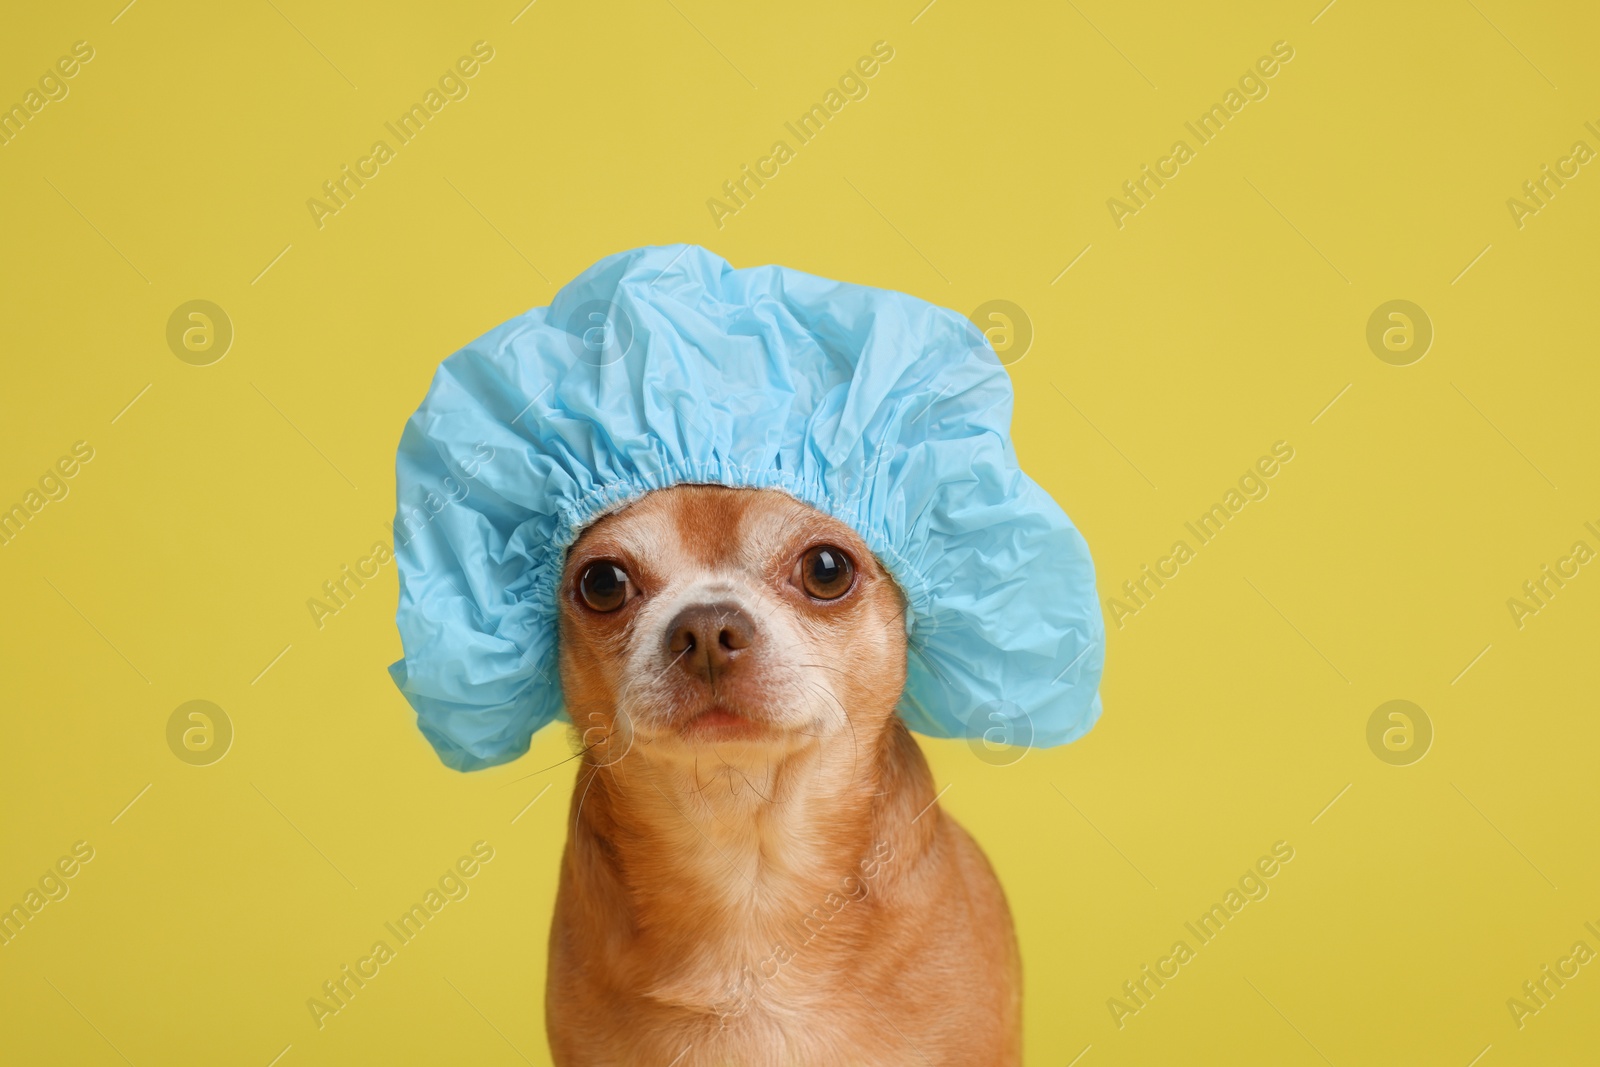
[638,868,873,1005]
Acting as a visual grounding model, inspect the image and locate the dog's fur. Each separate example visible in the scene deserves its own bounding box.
[546,485,1020,1066]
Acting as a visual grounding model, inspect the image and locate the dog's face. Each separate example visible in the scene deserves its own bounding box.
[557,486,907,765]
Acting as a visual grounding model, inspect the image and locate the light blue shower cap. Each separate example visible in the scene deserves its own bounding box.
[389,245,1103,771]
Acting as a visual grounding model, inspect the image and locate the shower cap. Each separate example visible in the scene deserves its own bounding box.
[389,245,1104,770]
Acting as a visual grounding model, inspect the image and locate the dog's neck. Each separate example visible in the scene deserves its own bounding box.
[561,720,938,1010]
[579,721,929,897]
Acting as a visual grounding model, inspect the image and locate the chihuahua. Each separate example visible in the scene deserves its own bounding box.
[546,484,1020,1066]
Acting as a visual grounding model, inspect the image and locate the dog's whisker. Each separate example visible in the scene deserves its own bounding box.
[499,738,602,786]
[644,644,694,688]
[712,749,774,803]
[573,764,604,835]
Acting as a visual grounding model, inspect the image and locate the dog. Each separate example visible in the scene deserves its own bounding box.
[546,484,1021,1066]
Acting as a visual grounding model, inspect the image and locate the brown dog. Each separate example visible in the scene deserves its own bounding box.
[546,484,1020,1066]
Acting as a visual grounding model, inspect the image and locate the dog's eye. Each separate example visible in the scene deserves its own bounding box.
[579,562,632,612]
[800,545,853,600]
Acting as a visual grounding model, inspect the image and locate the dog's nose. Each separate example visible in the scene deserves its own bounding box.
[665,602,755,682]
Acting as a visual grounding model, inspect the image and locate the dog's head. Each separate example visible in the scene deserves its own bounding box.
[557,485,907,765]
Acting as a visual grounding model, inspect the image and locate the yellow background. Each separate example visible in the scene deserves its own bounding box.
[2,0,1597,1063]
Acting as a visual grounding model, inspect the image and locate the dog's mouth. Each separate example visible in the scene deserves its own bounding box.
[677,704,773,743]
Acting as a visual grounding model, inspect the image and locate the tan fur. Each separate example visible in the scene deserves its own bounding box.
[547,486,1020,1066]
